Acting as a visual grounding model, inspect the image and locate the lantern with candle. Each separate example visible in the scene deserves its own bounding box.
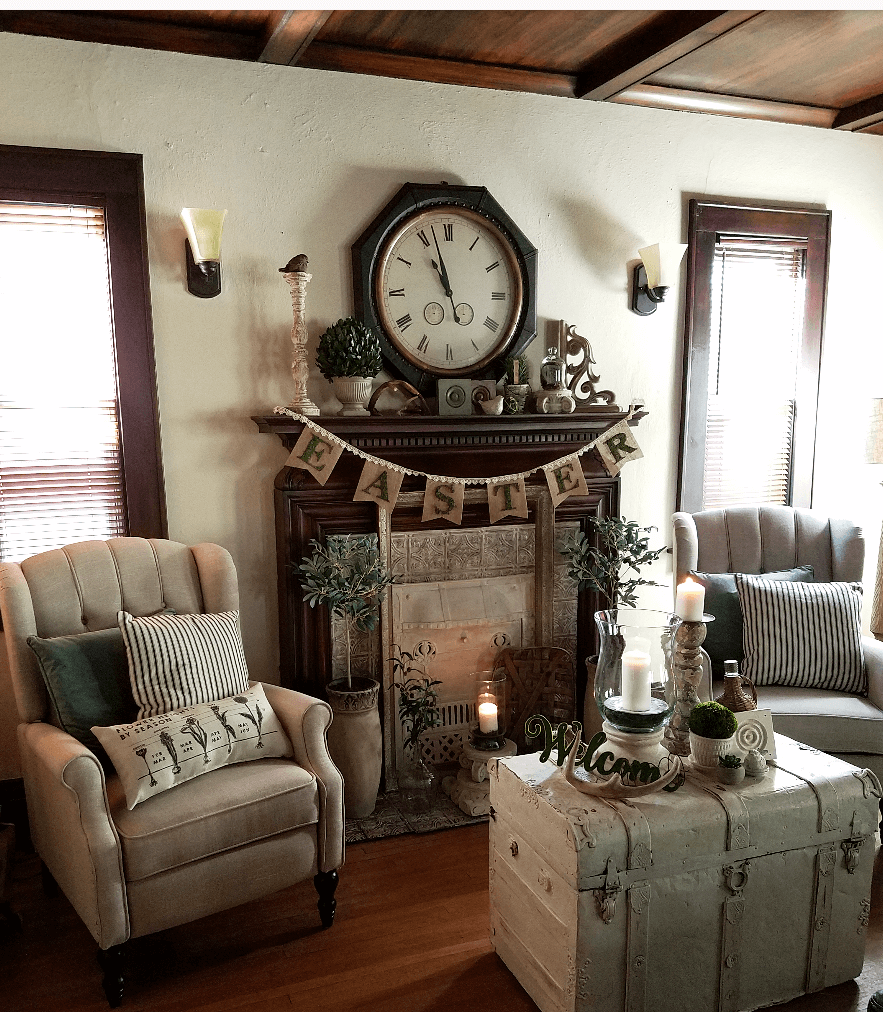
[472,670,508,751]
[592,608,680,765]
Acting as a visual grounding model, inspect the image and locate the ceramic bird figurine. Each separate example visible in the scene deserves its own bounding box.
[479,394,505,415]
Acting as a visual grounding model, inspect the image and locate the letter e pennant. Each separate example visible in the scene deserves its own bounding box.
[543,455,589,508]
[285,425,344,486]
[594,420,643,477]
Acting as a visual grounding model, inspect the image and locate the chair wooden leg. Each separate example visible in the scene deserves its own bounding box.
[40,861,58,898]
[97,943,127,1008]
[314,869,339,928]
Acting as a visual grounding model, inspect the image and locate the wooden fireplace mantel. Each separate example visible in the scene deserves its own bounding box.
[253,407,647,708]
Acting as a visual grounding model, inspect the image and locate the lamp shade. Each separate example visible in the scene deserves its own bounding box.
[180,208,226,263]
[638,242,688,291]
[867,397,883,464]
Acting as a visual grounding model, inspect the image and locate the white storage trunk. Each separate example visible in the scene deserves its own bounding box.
[488,735,880,1012]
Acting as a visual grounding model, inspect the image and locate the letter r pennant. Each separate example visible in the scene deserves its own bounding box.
[593,419,644,477]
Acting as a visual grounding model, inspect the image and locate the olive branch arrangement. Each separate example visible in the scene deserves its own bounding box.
[391,646,442,756]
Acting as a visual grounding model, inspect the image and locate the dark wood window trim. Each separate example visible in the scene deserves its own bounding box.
[678,200,831,513]
[0,144,166,540]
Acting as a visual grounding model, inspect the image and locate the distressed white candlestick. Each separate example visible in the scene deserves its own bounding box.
[620,649,652,711]
[279,254,320,417]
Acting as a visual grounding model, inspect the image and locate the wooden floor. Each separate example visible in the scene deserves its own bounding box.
[2,823,883,1012]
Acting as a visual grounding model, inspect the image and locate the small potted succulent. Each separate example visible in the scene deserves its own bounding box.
[717,753,745,786]
[503,354,531,414]
[316,316,383,416]
[688,700,738,769]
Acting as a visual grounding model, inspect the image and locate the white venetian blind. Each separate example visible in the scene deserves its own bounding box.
[702,236,806,509]
[0,201,126,563]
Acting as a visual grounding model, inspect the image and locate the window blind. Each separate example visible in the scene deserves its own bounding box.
[0,200,127,563]
[701,236,807,509]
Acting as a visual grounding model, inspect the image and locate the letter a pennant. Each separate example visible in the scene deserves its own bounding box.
[353,460,405,513]
[543,455,589,508]
[422,479,465,525]
[594,419,644,477]
[487,477,529,524]
[285,425,344,486]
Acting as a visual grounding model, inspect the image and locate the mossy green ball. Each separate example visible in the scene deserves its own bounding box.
[688,701,737,739]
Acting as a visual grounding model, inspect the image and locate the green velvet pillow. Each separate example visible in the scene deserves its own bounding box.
[690,565,815,680]
[28,627,139,768]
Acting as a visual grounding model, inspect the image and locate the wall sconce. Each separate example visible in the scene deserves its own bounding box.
[180,208,226,298]
[631,242,688,315]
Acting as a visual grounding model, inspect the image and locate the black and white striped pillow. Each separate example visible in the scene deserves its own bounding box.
[118,610,250,718]
[735,576,866,694]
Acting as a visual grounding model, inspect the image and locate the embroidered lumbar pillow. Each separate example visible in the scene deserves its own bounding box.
[118,609,250,719]
[91,683,292,809]
[735,576,866,694]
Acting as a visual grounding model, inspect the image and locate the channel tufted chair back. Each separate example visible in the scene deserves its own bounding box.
[0,537,343,1007]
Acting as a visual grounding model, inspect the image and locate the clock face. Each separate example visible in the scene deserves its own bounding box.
[374,206,524,376]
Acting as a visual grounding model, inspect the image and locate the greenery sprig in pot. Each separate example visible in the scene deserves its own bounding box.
[503,354,531,414]
[316,316,383,416]
[688,701,739,769]
[297,535,396,819]
[391,646,443,810]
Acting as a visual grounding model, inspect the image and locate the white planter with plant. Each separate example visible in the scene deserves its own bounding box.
[558,516,665,740]
[316,317,382,416]
[687,701,738,769]
[298,535,395,818]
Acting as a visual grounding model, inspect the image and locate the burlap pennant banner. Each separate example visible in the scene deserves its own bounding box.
[487,477,529,524]
[353,460,405,513]
[543,454,589,508]
[285,425,345,486]
[593,418,643,477]
[276,407,644,523]
[422,479,465,525]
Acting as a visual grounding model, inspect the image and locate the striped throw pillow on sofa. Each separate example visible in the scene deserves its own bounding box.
[735,576,866,694]
[118,609,250,718]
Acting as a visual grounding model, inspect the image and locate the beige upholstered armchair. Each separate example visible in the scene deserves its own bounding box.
[0,538,344,1007]
[673,506,883,783]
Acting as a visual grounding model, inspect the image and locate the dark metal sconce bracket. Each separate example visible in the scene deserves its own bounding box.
[630,263,668,316]
[185,239,221,298]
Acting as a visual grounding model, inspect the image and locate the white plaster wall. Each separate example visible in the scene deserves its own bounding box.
[2,32,883,778]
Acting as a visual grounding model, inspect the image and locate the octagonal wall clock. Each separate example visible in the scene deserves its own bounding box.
[351,182,538,395]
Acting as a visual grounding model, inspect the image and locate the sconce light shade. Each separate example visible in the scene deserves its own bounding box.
[631,241,688,316]
[180,207,226,298]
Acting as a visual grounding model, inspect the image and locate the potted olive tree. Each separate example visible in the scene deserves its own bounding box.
[298,535,395,818]
[316,317,383,416]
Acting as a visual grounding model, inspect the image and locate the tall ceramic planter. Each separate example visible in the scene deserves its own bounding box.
[326,676,382,819]
[331,376,373,416]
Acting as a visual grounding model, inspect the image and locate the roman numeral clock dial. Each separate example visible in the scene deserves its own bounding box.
[352,184,538,395]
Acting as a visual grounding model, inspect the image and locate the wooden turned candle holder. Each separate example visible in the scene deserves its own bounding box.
[663,618,707,758]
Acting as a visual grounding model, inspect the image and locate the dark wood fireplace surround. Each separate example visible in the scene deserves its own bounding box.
[254,409,644,714]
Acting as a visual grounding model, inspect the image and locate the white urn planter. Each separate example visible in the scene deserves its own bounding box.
[331,376,373,416]
[325,676,382,819]
[689,731,737,769]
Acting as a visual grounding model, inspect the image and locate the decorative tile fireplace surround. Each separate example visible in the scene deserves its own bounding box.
[253,410,644,788]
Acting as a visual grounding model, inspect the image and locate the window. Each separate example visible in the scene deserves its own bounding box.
[678,201,831,513]
[0,146,165,562]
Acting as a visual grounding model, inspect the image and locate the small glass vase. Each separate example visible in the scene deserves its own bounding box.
[594,608,679,734]
[398,747,437,813]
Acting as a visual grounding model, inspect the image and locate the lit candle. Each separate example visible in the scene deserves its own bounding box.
[478,701,499,733]
[676,577,705,621]
[620,649,652,712]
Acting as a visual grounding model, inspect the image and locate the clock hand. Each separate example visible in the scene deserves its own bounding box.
[431,227,460,324]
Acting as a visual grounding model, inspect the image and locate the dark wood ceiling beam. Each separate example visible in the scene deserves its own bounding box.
[575,10,763,101]
[832,93,883,131]
[298,40,576,98]
[258,11,331,66]
[0,11,261,60]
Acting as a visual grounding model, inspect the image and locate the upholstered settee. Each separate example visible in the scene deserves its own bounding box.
[673,506,883,783]
[0,537,344,1005]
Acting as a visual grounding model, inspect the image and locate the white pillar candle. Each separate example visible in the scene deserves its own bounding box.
[478,701,499,733]
[620,649,652,712]
[676,577,705,621]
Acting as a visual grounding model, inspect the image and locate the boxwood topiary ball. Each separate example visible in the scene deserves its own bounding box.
[688,700,738,739]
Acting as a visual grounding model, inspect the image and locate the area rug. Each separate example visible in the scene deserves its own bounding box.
[345,787,487,843]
